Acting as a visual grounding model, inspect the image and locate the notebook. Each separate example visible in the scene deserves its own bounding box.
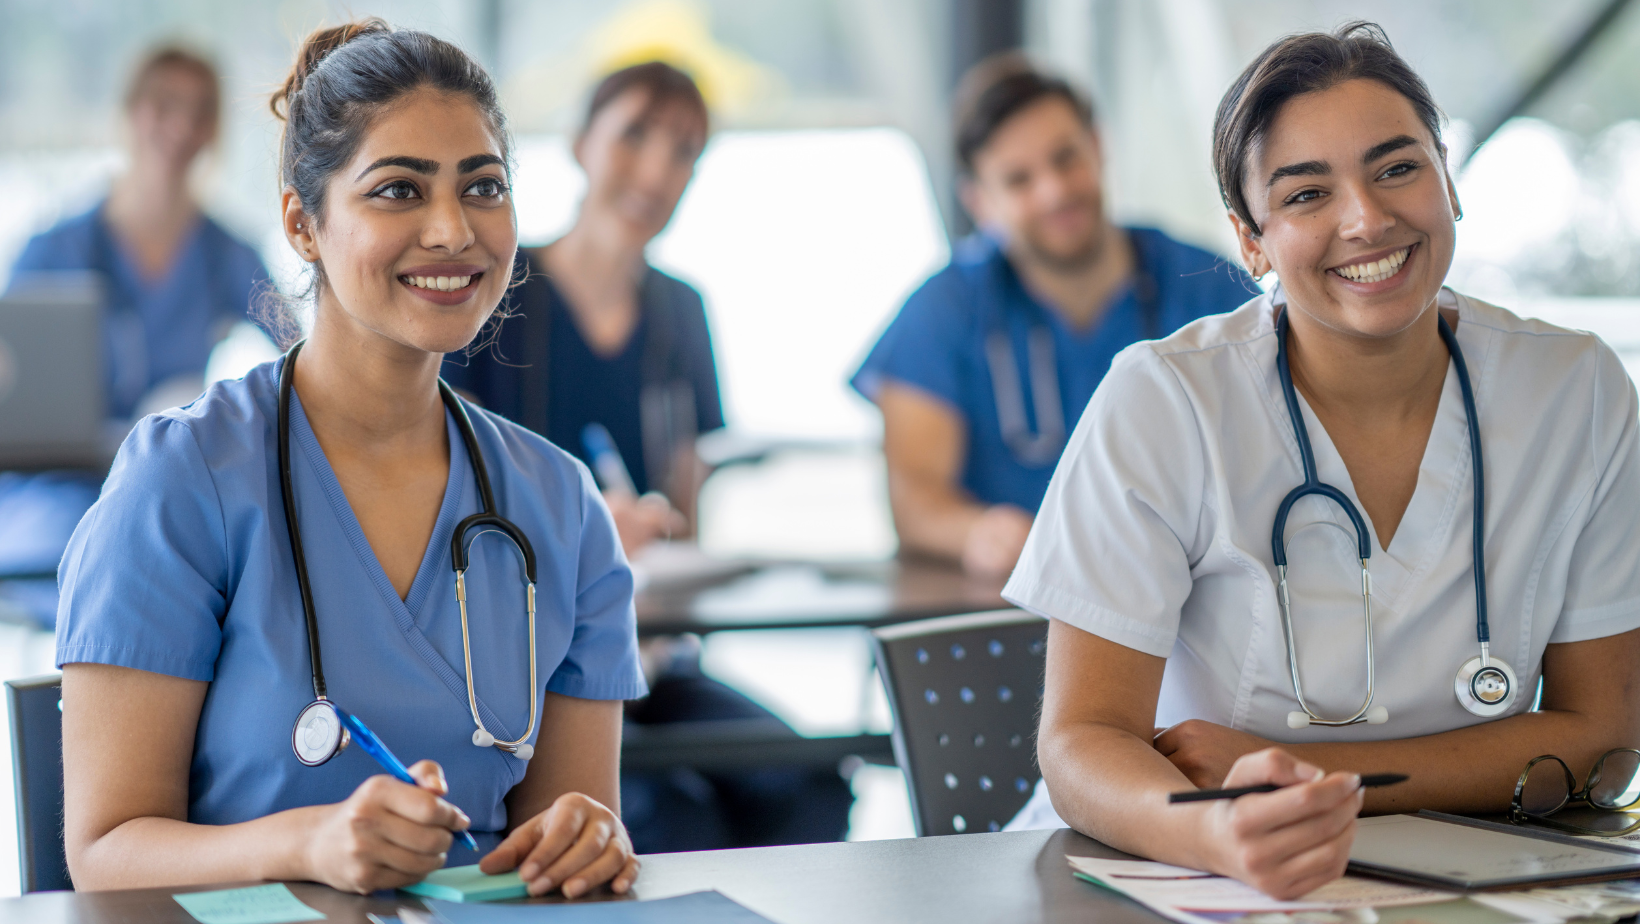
[1349,812,1640,890]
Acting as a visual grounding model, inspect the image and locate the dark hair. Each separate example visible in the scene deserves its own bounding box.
[581,61,708,140]
[1212,21,1444,236]
[954,53,1094,175]
[270,19,510,228]
[125,45,220,120]
[258,20,513,346]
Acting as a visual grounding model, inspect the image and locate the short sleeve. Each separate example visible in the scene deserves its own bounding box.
[545,462,649,700]
[675,285,725,433]
[849,273,972,411]
[7,222,92,281]
[1550,342,1640,643]
[55,416,230,681]
[1002,346,1208,657]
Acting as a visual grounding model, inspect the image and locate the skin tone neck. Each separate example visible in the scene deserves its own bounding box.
[538,88,704,357]
[962,95,1132,330]
[1232,78,1462,547]
[104,65,218,282]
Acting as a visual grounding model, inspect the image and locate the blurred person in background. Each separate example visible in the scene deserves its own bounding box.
[852,55,1259,578]
[0,46,270,627]
[443,61,853,853]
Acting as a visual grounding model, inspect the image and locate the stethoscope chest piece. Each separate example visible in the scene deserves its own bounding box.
[292,699,350,767]
[1455,654,1517,717]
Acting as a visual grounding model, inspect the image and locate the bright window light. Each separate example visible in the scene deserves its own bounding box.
[511,128,950,441]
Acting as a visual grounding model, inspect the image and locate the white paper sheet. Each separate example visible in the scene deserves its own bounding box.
[1067,856,1457,924]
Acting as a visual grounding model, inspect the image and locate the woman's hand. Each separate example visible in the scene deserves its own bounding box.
[1201,748,1362,900]
[301,760,471,894]
[479,792,637,898]
[1155,720,1274,789]
[604,490,686,558]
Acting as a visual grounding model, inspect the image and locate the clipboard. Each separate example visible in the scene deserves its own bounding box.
[1348,811,1640,891]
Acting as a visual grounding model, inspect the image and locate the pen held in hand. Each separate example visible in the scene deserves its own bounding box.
[1168,773,1408,804]
[334,707,481,851]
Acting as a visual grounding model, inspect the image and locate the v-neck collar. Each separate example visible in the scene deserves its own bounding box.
[96,203,207,296]
[1260,289,1486,609]
[285,386,523,739]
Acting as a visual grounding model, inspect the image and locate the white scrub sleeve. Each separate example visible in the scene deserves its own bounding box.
[1003,345,1209,657]
[1550,340,1640,643]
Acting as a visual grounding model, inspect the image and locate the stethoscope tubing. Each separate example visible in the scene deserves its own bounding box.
[278,341,541,755]
[1271,301,1497,726]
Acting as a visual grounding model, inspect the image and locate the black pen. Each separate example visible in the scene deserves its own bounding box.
[1169,773,1408,804]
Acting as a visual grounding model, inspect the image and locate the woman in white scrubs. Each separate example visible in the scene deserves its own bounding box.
[55,21,647,896]
[1012,23,1640,899]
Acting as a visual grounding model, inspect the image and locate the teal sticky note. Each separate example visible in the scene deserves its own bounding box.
[400,864,528,903]
[172,883,327,924]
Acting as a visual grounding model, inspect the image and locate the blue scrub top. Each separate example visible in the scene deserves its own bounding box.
[7,200,270,419]
[55,359,647,856]
[851,228,1258,513]
[442,253,724,496]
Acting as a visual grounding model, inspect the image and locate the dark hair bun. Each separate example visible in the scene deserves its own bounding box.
[270,18,390,121]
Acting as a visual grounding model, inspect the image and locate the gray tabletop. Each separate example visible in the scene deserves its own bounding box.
[0,829,1158,924]
[633,557,1009,636]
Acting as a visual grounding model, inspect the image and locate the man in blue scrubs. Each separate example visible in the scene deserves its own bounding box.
[0,47,268,626]
[852,56,1257,576]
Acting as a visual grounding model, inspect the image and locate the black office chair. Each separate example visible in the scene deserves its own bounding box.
[872,609,1047,836]
[6,673,69,892]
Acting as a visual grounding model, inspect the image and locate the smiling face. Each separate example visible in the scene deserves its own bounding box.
[128,63,218,173]
[962,96,1107,270]
[1234,78,1459,340]
[575,87,705,248]
[282,86,518,356]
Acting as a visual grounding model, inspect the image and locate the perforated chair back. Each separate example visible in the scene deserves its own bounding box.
[6,673,68,892]
[872,609,1046,836]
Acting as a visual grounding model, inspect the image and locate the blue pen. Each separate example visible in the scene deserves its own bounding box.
[334,706,480,852]
[582,423,638,496]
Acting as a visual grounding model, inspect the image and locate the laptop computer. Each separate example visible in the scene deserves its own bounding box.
[0,274,112,471]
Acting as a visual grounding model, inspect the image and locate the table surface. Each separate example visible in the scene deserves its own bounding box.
[633,556,1009,636]
[0,829,1157,924]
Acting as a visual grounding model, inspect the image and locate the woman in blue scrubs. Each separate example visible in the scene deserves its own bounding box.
[56,21,645,897]
[0,47,269,626]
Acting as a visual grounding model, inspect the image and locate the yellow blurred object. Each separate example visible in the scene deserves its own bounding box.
[588,0,781,116]
[502,0,782,131]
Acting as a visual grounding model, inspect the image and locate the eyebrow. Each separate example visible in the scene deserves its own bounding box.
[1362,134,1419,164]
[1264,134,1424,189]
[458,153,505,173]
[355,155,438,180]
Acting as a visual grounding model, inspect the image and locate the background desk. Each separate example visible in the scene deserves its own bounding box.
[0,829,1153,924]
[634,557,1008,637]
[625,556,1008,772]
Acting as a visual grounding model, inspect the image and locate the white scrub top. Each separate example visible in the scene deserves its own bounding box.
[1004,289,1640,742]
[56,357,647,859]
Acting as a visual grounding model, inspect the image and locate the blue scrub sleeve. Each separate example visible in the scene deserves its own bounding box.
[56,415,229,681]
[545,464,648,701]
[850,275,972,412]
[8,221,92,279]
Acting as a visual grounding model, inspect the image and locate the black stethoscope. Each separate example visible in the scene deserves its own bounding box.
[986,232,1161,466]
[278,341,543,766]
[1272,297,1517,729]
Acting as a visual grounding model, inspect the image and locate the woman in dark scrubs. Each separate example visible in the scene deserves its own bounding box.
[442,62,853,852]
